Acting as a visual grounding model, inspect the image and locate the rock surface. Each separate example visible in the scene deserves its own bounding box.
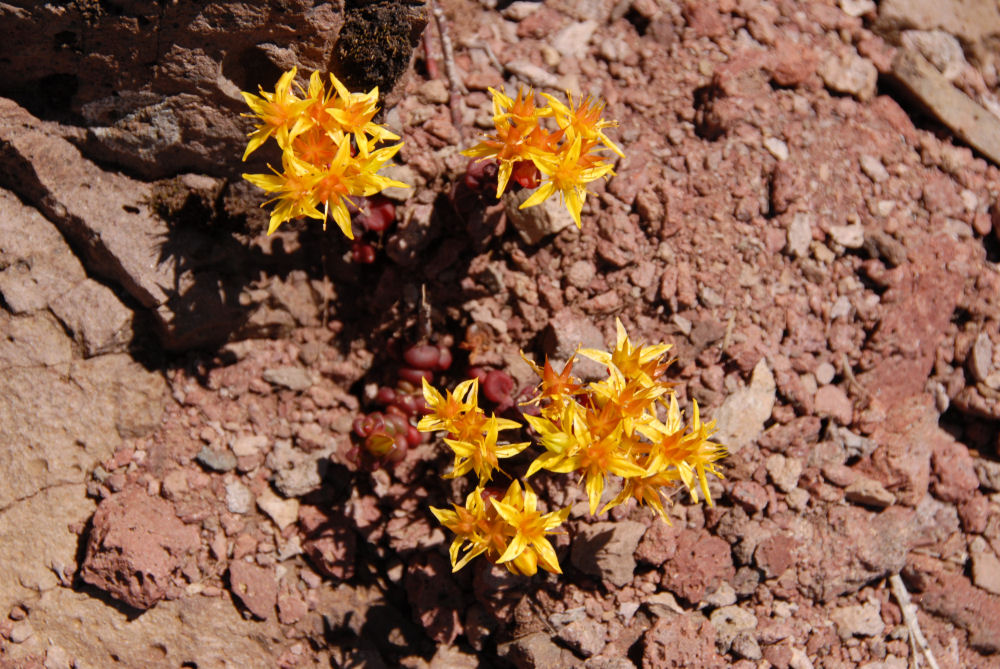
[80,489,200,610]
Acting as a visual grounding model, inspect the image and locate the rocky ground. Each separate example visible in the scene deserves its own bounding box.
[1,0,1000,667]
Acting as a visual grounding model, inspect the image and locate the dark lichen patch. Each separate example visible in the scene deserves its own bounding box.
[333,1,427,94]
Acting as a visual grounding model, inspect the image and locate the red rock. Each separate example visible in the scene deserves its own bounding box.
[796,505,916,602]
[405,553,463,645]
[277,592,308,625]
[641,613,726,668]
[931,439,979,503]
[813,384,853,425]
[730,480,769,514]
[754,534,801,579]
[769,38,817,86]
[660,530,735,604]
[917,571,1000,653]
[762,642,794,669]
[958,495,990,534]
[301,508,357,581]
[867,396,937,506]
[682,1,727,39]
[635,519,683,566]
[229,561,277,620]
[80,488,199,610]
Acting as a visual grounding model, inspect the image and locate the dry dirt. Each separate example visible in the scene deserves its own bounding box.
[1,0,1000,668]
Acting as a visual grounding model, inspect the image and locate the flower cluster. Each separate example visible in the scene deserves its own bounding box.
[423,320,726,576]
[462,87,622,228]
[525,319,727,520]
[241,67,407,237]
[419,378,569,576]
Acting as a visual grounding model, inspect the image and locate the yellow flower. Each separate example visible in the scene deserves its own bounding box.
[463,87,557,197]
[240,68,408,237]
[417,377,480,433]
[326,74,400,157]
[579,318,673,391]
[442,414,530,483]
[542,91,625,158]
[430,487,493,571]
[601,470,679,521]
[640,397,727,506]
[517,135,614,228]
[520,352,584,419]
[241,67,312,160]
[491,481,570,576]
[242,151,323,235]
[526,406,646,516]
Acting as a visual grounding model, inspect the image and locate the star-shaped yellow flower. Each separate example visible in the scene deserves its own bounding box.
[491,481,570,576]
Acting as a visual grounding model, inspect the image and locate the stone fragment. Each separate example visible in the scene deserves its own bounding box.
[890,49,1000,166]
[405,553,463,644]
[839,0,875,17]
[730,480,768,514]
[197,446,237,473]
[161,470,188,499]
[785,212,812,258]
[80,489,199,609]
[916,571,1000,653]
[730,630,762,660]
[541,310,607,379]
[859,155,889,183]
[763,137,789,161]
[704,581,737,609]
[930,439,979,503]
[831,601,884,639]
[416,79,449,105]
[765,454,802,493]
[819,47,877,100]
[262,366,314,392]
[9,619,33,643]
[968,332,995,385]
[900,30,965,80]
[300,506,357,581]
[571,520,646,587]
[225,480,254,515]
[827,224,865,249]
[844,478,896,508]
[557,616,606,658]
[229,560,277,620]
[644,592,685,619]
[641,614,725,667]
[797,506,915,601]
[969,537,1000,596]
[712,359,775,453]
[266,439,328,498]
[256,487,300,531]
[497,631,578,668]
[660,530,735,604]
[975,458,1000,492]
[277,592,308,625]
[552,20,599,60]
[709,605,757,651]
[504,186,574,244]
[231,434,268,457]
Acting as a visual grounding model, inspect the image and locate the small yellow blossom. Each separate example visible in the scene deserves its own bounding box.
[240,68,407,236]
[442,414,530,483]
[491,480,570,576]
[462,87,621,229]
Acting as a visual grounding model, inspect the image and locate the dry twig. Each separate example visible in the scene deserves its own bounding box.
[889,573,941,669]
[429,0,468,97]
